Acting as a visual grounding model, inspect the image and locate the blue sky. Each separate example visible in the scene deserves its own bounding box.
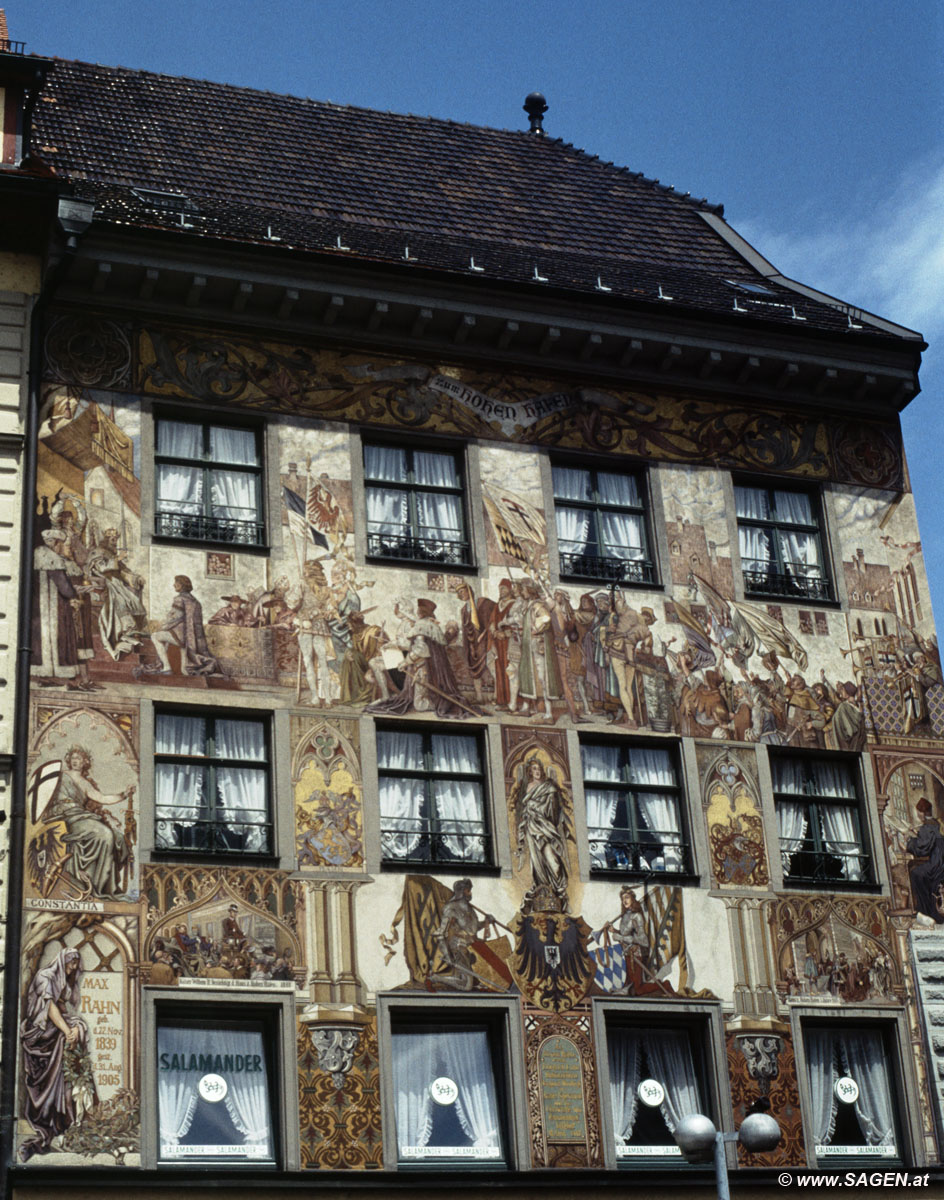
[15,0,944,611]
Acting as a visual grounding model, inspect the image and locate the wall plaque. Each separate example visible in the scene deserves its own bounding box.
[539,1035,587,1142]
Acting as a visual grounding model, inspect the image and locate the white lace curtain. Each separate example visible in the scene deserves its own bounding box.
[392,1028,501,1157]
[157,420,259,525]
[607,1028,701,1143]
[607,1030,641,1146]
[155,713,206,849]
[364,447,462,543]
[553,467,644,560]
[378,732,484,860]
[805,1029,894,1150]
[157,1025,272,1157]
[431,734,486,860]
[216,719,269,852]
[777,801,808,875]
[157,420,204,516]
[582,744,681,869]
[378,731,425,858]
[773,759,862,880]
[735,486,821,582]
[155,715,267,851]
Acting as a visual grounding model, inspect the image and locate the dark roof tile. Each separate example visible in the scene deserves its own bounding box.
[30,59,873,333]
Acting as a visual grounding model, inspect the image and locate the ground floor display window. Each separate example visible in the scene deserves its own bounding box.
[804,1025,899,1161]
[606,1024,707,1160]
[157,1015,276,1164]
[390,1020,507,1164]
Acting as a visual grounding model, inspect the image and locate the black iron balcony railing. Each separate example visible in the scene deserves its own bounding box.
[780,840,870,885]
[559,552,656,585]
[380,824,491,866]
[589,828,690,874]
[367,530,472,567]
[742,566,833,602]
[0,39,26,54]
[155,817,273,856]
[155,510,265,546]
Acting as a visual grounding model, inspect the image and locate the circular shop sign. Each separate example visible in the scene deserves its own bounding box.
[835,1076,859,1105]
[198,1073,228,1103]
[638,1078,665,1108]
[430,1076,459,1106]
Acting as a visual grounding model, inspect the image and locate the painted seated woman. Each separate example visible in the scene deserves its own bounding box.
[40,746,134,898]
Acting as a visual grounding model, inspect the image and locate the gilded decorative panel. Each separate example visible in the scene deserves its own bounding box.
[297,1016,383,1170]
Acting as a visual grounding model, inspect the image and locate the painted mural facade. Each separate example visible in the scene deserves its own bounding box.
[15,309,944,1172]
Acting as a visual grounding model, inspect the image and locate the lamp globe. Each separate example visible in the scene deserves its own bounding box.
[674,1113,718,1163]
[738,1113,782,1154]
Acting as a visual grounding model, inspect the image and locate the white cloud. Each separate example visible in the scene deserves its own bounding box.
[736,153,944,348]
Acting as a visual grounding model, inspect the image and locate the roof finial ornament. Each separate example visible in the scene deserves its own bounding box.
[523,92,548,135]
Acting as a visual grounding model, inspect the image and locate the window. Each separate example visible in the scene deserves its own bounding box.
[803,1024,900,1161]
[390,1016,509,1164]
[774,754,870,885]
[364,443,470,566]
[605,1022,710,1161]
[582,740,689,874]
[155,711,272,855]
[155,417,264,545]
[378,727,490,865]
[156,1011,278,1165]
[735,482,831,601]
[552,463,654,584]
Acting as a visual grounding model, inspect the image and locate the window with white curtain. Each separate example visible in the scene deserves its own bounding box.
[155,710,272,855]
[364,443,470,566]
[157,1014,277,1164]
[390,1018,507,1163]
[734,482,831,602]
[606,1023,708,1160]
[803,1024,900,1160]
[552,463,654,584]
[773,754,869,885]
[581,740,689,874]
[377,727,490,865]
[155,417,264,546]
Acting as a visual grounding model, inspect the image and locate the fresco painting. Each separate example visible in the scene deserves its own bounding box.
[16,310,944,1169]
[142,866,304,986]
[292,718,364,869]
[697,746,769,889]
[19,911,140,1165]
[769,896,901,1004]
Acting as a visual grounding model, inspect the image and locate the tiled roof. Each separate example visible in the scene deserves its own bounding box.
[29,59,877,334]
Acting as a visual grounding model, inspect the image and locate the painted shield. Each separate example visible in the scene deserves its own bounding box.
[511,909,594,1012]
[587,929,628,994]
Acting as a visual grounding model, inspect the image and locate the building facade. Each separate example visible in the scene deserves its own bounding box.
[3,40,944,1200]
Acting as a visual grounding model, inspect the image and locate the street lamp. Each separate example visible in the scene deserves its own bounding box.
[675,1112,781,1200]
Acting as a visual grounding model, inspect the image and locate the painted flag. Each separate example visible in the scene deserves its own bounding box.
[643,885,688,990]
[283,486,329,550]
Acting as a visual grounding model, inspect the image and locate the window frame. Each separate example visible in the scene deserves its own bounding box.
[551,458,657,587]
[153,412,266,548]
[733,478,833,603]
[141,988,300,1171]
[362,440,473,568]
[593,998,730,1171]
[377,994,527,1172]
[579,736,695,880]
[376,723,494,870]
[792,1007,921,1169]
[151,700,277,864]
[771,750,873,889]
